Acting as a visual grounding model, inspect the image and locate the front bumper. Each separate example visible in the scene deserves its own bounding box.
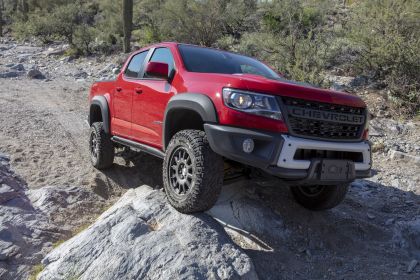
[204,124,372,184]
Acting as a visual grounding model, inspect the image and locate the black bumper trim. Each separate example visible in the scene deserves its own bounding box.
[204,124,284,169]
[204,124,372,184]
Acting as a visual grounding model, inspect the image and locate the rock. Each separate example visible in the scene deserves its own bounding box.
[349,75,369,87]
[28,185,105,229]
[0,71,19,78]
[208,183,286,240]
[393,219,420,259]
[9,64,25,71]
[325,75,354,90]
[330,82,346,91]
[16,53,32,63]
[44,48,66,57]
[367,212,376,220]
[74,71,88,79]
[59,56,74,63]
[39,186,256,280]
[98,63,116,75]
[0,156,105,280]
[27,69,45,79]
[407,259,418,273]
[0,161,66,280]
[385,218,395,226]
[112,67,120,75]
[389,150,420,166]
[0,184,20,204]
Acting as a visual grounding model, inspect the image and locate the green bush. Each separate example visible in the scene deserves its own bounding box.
[219,0,333,86]
[12,2,97,51]
[73,24,96,55]
[13,12,56,43]
[344,0,420,114]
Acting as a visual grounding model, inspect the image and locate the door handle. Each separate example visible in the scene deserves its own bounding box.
[116,87,122,92]
[134,87,143,94]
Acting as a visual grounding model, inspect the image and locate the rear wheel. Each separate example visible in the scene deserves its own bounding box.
[163,130,224,213]
[89,122,114,169]
[290,184,349,210]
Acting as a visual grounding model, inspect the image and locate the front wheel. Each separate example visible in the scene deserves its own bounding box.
[163,130,224,213]
[290,184,349,210]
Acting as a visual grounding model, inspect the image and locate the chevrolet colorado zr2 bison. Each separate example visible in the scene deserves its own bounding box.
[88,42,372,213]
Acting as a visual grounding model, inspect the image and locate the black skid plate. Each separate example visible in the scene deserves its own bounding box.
[319,160,355,181]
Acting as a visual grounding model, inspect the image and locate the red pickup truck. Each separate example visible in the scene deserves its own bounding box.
[88,42,371,213]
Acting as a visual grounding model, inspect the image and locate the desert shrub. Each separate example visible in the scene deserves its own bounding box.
[12,2,97,48]
[218,0,334,86]
[157,0,225,46]
[73,24,97,55]
[344,0,420,114]
[13,12,55,43]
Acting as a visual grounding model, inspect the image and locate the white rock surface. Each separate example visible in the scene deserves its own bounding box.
[0,156,65,280]
[39,186,257,280]
[389,150,420,166]
[0,155,105,280]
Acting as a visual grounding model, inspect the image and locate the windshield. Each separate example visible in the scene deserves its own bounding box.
[178,44,280,79]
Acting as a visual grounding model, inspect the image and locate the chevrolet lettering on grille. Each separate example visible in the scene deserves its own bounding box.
[288,106,365,125]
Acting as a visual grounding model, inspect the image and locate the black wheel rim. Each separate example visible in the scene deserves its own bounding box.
[90,130,99,161]
[298,185,325,197]
[168,146,194,196]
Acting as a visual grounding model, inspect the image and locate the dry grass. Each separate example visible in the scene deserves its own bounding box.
[29,264,44,280]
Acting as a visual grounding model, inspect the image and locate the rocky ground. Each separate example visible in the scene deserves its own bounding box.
[0,38,419,279]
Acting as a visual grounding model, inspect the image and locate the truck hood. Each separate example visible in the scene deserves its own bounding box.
[236,73,366,108]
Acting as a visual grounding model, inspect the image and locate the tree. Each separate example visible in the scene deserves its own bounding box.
[122,0,133,53]
[19,0,28,20]
[0,0,3,36]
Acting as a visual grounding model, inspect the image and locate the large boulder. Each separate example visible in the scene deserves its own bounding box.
[39,186,257,280]
[0,155,106,280]
[27,69,45,80]
[9,64,25,72]
[0,71,19,78]
[0,156,66,280]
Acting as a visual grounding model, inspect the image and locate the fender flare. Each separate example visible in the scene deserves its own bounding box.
[89,96,111,134]
[163,93,218,149]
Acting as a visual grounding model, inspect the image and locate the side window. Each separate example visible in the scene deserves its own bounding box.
[125,51,148,78]
[148,48,175,75]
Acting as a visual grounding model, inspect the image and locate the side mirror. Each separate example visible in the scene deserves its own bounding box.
[145,62,169,79]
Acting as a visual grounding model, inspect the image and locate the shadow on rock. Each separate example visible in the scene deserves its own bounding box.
[89,152,163,199]
[207,178,420,279]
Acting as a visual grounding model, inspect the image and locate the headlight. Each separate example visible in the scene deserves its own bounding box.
[223,88,282,120]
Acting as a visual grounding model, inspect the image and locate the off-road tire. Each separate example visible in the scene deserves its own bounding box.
[163,130,224,213]
[89,122,114,169]
[290,184,349,210]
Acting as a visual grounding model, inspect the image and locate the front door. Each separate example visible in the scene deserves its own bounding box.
[131,47,176,148]
[112,50,149,138]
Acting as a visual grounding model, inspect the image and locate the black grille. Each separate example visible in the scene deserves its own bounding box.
[282,97,366,141]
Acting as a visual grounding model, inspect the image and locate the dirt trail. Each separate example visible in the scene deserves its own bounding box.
[0,78,162,197]
[0,79,92,188]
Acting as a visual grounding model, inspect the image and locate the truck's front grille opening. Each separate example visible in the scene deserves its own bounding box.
[288,117,361,139]
[281,97,366,141]
[293,149,363,162]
